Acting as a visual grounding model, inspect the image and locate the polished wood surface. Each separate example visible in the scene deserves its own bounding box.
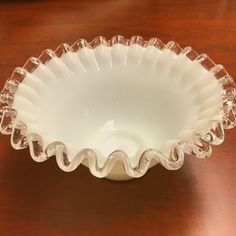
[0,0,236,235]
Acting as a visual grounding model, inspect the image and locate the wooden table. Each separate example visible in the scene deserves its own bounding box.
[0,0,236,235]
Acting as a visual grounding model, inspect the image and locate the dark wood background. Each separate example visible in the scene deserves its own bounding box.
[0,0,236,235]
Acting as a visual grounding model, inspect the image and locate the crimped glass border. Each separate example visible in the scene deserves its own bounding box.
[0,35,235,178]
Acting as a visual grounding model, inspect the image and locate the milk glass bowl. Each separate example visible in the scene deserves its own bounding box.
[0,36,235,180]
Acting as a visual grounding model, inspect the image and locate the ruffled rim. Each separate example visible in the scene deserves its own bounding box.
[0,35,236,178]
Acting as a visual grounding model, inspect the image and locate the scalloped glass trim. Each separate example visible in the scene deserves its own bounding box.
[0,35,235,179]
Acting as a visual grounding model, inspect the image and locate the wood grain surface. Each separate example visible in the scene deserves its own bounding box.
[0,0,236,235]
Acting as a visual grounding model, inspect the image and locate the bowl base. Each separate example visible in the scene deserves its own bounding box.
[82,159,158,181]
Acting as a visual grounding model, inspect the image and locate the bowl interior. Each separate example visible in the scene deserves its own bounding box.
[12,45,222,165]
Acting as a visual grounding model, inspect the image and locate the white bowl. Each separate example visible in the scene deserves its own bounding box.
[0,36,235,180]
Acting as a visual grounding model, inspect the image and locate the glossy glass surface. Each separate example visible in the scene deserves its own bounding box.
[0,36,235,179]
